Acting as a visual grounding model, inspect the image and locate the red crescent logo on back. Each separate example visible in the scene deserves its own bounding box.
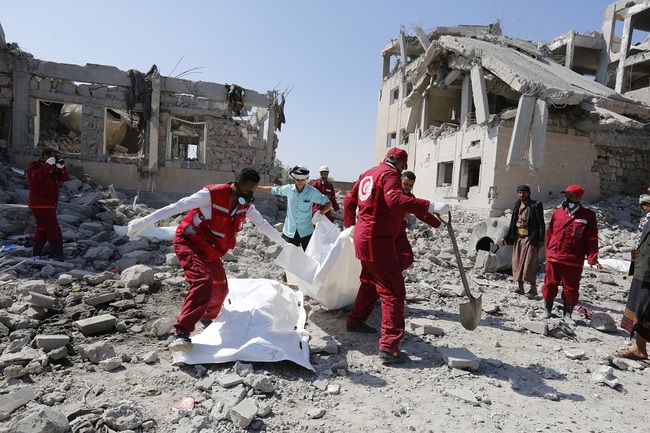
[359,176,373,201]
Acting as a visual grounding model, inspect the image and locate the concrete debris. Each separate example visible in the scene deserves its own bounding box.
[445,387,480,406]
[593,366,621,388]
[0,405,69,433]
[522,321,548,335]
[439,347,481,371]
[0,386,36,420]
[563,348,586,360]
[0,140,646,431]
[590,312,618,333]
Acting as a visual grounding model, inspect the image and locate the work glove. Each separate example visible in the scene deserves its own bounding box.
[127,218,148,238]
[428,201,450,215]
[55,155,65,169]
[45,157,56,165]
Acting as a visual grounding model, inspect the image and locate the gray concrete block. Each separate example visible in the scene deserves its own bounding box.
[230,398,258,428]
[84,292,117,306]
[409,318,445,336]
[522,321,548,335]
[34,334,70,352]
[218,373,244,388]
[75,314,117,336]
[439,347,481,371]
[564,348,586,360]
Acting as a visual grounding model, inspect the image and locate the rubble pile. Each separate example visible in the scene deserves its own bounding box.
[0,160,648,432]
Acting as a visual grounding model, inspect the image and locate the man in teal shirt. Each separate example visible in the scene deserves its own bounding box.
[259,165,332,250]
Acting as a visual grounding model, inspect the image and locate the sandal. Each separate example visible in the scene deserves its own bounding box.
[613,347,648,361]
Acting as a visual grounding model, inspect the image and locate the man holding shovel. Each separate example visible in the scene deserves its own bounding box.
[343,148,449,364]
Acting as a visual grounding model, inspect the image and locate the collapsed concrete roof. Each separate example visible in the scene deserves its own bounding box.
[400,27,650,131]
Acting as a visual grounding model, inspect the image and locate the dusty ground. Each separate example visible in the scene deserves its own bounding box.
[1,172,648,432]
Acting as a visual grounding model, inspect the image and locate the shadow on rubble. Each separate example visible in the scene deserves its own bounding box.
[307,305,445,376]
[405,303,522,334]
[473,361,586,402]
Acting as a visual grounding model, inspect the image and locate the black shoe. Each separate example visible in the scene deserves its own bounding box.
[346,322,377,334]
[378,350,406,364]
[200,319,212,328]
[50,243,65,262]
[543,298,554,319]
[32,241,45,258]
[169,334,193,352]
[562,304,575,326]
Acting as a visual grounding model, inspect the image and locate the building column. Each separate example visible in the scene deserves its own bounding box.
[460,74,472,129]
[11,71,30,161]
[148,70,161,173]
[265,104,276,165]
[615,15,632,93]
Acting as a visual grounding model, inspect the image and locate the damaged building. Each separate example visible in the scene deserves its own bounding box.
[377,1,650,216]
[0,22,285,197]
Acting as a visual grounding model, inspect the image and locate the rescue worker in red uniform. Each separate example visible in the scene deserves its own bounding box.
[543,184,601,325]
[127,168,285,352]
[343,148,449,364]
[396,170,442,270]
[27,147,69,261]
[311,165,340,221]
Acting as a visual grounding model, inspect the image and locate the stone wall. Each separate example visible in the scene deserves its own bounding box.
[592,131,650,196]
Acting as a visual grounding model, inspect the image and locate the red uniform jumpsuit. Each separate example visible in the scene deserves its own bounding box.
[311,178,340,221]
[343,162,430,354]
[27,159,70,246]
[173,184,249,336]
[542,205,599,307]
[396,191,441,270]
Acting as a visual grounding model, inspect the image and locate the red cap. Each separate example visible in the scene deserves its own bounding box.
[561,184,585,198]
[386,147,408,162]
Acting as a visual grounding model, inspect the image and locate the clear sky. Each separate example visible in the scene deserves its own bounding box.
[2,0,613,181]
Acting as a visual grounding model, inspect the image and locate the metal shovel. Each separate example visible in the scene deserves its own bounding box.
[437,212,482,330]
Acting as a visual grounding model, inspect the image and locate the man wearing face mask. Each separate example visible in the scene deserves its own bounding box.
[126,167,285,352]
[343,148,449,364]
[542,184,601,325]
[27,147,69,261]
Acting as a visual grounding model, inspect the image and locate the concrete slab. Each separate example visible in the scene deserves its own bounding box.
[74,314,117,336]
[439,347,481,371]
[34,335,70,352]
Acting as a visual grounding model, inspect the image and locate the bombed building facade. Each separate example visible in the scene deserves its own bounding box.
[377,1,650,216]
[0,23,284,197]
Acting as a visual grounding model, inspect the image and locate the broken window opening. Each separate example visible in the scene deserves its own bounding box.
[387,132,397,148]
[459,158,481,198]
[400,128,409,145]
[390,88,400,104]
[103,108,142,156]
[0,106,10,141]
[437,161,454,186]
[167,116,206,164]
[35,100,81,154]
[487,93,511,115]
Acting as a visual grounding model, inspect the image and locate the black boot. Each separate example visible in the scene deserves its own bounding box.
[563,303,575,326]
[50,243,65,262]
[32,241,45,258]
[544,298,554,319]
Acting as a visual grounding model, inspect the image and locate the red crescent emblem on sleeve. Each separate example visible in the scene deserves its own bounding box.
[359,176,373,201]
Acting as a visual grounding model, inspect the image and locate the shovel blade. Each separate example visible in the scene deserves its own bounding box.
[459,294,482,331]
